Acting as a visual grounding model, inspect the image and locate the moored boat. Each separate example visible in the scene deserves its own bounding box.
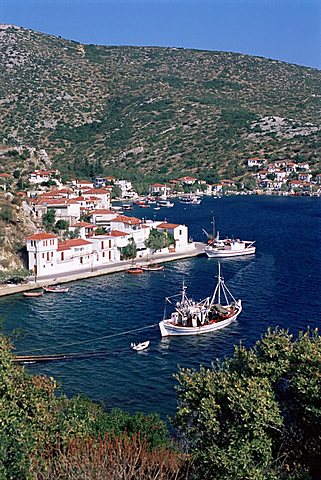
[204,237,256,257]
[140,263,164,272]
[157,200,174,208]
[159,264,241,337]
[23,291,44,297]
[127,266,144,274]
[203,216,256,258]
[179,195,202,205]
[43,286,69,293]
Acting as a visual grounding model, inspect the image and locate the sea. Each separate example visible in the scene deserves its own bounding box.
[2,195,321,420]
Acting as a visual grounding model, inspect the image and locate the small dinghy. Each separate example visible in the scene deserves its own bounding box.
[131,340,150,351]
[141,264,164,272]
[23,291,44,297]
[127,266,144,274]
[43,286,69,293]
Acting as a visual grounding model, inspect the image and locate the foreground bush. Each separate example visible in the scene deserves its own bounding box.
[175,328,321,479]
[30,433,190,480]
[0,335,187,479]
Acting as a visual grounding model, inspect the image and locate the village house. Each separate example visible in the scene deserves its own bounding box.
[32,198,81,223]
[29,169,61,185]
[178,176,197,185]
[298,172,312,183]
[149,183,171,197]
[94,176,115,188]
[90,209,117,227]
[247,158,266,168]
[114,180,137,198]
[155,222,189,252]
[81,188,111,209]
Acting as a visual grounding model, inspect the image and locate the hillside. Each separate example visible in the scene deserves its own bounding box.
[0,24,320,180]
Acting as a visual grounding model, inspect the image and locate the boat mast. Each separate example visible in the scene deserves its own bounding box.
[218,262,221,304]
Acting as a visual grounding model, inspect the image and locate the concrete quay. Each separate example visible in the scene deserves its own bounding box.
[0,242,206,298]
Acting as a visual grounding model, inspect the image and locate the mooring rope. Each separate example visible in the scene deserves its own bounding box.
[15,323,159,355]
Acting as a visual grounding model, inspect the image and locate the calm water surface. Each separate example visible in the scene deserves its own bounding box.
[2,196,321,418]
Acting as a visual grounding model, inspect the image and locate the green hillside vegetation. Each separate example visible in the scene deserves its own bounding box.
[0,24,320,181]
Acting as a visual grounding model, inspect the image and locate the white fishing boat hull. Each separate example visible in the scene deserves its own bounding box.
[205,245,256,258]
[159,301,242,337]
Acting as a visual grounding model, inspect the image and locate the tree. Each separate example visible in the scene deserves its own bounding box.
[175,328,321,479]
[111,184,122,199]
[121,238,137,260]
[145,228,175,252]
[55,219,69,231]
[42,209,56,231]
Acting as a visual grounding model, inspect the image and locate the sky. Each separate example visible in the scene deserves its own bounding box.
[1,0,320,69]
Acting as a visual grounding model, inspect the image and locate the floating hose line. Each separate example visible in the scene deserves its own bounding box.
[15,323,159,355]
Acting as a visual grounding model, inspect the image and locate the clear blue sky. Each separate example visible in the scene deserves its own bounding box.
[1,0,320,69]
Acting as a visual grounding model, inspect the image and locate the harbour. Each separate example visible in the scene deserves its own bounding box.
[2,195,321,418]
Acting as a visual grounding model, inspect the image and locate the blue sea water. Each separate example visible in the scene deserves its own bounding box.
[2,195,321,419]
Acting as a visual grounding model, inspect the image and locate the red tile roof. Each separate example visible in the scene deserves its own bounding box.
[83,188,110,195]
[58,238,92,249]
[157,222,180,229]
[27,232,57,241]
[70,222,95,228]
[111,215,141,225]
[109,230,129,237]
[90,209,114,214]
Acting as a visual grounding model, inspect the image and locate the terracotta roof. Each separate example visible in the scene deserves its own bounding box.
[151,183,166,187]
[109,229,129,237]
[178,176,197,181]
[0,173,11,178]
[70,222,95,228]
[83,188,110,195]
[111,215,141,225]
[27,232,57,241]
[90,209,114,214]
[58,238,93,249]
[157,222,180,229]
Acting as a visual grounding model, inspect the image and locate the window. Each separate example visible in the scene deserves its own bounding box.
[109,251,111,260]
[109,240,112,248]
[80,257,83,264]
[102,252,105,258]
[101,241,104,250]
[42,253,45,259]
[61,252,64,261]
[179,230,182,235]
[47,252,49,261]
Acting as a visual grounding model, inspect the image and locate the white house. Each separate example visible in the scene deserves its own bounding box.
[178,176,197,185]
[29,170,61,185]
[115,180,137,198]
[156,222,189,251]
[82,188,111,209]
[32,198,81,223]
[90,209,117,227]
[247,158,266,168]
[149,183,171,197]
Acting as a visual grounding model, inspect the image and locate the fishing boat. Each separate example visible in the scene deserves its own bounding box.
[153,207,161,211]
[43,286,69,293]
[23,291,44,297]
[157,199,174,208]
[159,264,242,337]
[203,217,256,258]
[122,204,133,210]
[179,195,202,205]
[131,340,150,351]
